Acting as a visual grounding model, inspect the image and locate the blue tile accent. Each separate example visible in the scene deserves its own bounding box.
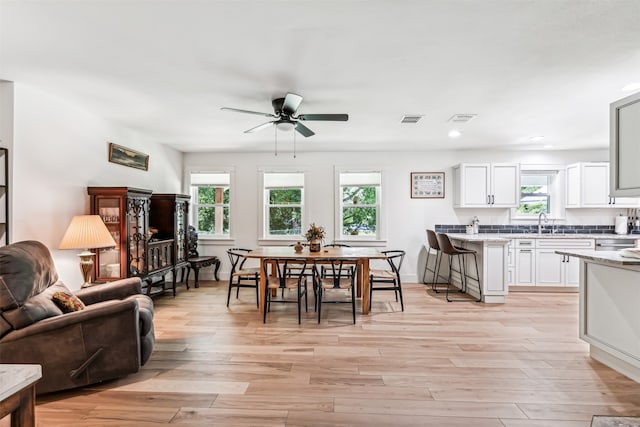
[434,224,619,235]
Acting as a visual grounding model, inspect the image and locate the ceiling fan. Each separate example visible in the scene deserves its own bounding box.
[221,92,348,137]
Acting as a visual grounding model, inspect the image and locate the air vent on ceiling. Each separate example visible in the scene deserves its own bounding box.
[400,115,424,124]
[448,114,477,123]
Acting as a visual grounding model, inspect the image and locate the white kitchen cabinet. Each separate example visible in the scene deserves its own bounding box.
[513,238,594,288]
[534,249,565,286]
[514,239,535,286]
[453,163,519,208]
[507,240,515,285]
[566,162,639,208]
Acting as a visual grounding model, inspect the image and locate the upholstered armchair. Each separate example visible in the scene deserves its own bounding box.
[0,240,155,394]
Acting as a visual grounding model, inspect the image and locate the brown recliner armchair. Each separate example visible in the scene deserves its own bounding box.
[0,240,155,394]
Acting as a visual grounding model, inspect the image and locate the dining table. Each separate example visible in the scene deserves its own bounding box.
[245,246,388,315]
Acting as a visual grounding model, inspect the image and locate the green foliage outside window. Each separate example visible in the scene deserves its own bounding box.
[342,186,377,235]
[195,186,229,234]
[268,189,302,235]
[516,184,549,215]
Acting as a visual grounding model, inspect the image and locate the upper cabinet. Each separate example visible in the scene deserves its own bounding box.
[453,163,520,208]
[566,162,639,208]
[610,91,640,197]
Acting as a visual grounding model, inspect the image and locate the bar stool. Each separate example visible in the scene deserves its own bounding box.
[436,233,482,302]
[423,230,444,293]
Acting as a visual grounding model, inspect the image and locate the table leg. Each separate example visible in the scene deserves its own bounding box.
[0,383,37,427]
[259,259,266,314]
[361,258,371,315]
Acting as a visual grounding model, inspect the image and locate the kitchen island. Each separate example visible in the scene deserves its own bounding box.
[556,249,640,383]
[444,234,511,303]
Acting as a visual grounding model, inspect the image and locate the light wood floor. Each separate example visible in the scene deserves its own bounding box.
[25,281,640,426]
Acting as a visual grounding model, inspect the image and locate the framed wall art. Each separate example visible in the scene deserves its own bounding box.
[411,172,445,198]
[108,142,149,171]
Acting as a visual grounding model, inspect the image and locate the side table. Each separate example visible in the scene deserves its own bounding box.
[0,364,42,427]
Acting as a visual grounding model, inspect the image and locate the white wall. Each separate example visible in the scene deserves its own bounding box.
[184,148,615,283]
[10,83,182,289]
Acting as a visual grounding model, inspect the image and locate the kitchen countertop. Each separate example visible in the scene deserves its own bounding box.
[447,233,511,243]
[448,233,640,240]
[556,249,640,266]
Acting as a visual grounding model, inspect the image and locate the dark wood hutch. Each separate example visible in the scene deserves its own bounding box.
[149,193,190,282]
[87,187,189,296]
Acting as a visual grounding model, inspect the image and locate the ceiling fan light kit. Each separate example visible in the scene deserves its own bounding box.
[222,92,349,139]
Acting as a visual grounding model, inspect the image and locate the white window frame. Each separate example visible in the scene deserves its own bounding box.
[511,164,565,222]
[259,170,306,241]
[185,167,235,242]
[334,168,386,244]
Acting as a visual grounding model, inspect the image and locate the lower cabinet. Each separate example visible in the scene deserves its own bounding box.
[511,238,594,288]
[514,239,535,286]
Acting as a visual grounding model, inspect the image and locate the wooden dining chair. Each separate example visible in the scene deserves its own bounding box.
[263,258,310,324]
[320,244,354,279]
[369,250,405,312]
[313,258,357,324]
[226,248,259,307]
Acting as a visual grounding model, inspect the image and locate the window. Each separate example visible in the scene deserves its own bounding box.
[338,172,381,239]
[512,168,564,219]
[190,172,230,236]
[517,173,551,215]
[263,172,304,237]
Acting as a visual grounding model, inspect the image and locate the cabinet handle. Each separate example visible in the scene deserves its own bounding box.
[491,195,495,204]
[487,195,491,205]
[612,197,616,205]
[608,196,612,205]
[520,249,532,253]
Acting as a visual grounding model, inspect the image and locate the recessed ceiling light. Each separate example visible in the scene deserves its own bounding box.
[529,135,545,142]
[448,130,462,138]
[622,83,640,91]
[543,144,553,149]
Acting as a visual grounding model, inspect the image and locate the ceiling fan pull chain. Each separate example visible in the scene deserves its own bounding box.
[274,125,278,156]
[294,128,297,158]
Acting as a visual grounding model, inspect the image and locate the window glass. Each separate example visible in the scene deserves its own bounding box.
[339,172,381,238]
[516,173,551,215]
[190,172,230,236]
[264,172,304,237]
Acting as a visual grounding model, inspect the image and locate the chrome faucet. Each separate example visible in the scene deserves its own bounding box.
[538,212,548,234]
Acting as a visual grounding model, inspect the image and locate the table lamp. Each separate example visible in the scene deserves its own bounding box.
[59,215,116,287]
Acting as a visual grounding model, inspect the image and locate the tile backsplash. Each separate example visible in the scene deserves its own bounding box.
[434,224,640,234]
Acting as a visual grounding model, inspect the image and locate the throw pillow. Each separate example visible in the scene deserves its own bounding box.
[51,291,86,313]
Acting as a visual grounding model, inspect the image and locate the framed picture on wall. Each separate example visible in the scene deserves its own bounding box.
[108,142,149,171]
[411,172,445,198]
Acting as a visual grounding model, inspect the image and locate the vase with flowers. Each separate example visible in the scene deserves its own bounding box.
[305,223,325,252]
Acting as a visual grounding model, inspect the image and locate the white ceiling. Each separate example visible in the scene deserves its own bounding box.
[1,0,639,153]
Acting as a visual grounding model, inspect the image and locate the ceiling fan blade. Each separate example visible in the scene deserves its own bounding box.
[296,114,349,121]
[294,121,315,137]
[282,93,303,115]
[221,107,277,118]
[244,121,274,133]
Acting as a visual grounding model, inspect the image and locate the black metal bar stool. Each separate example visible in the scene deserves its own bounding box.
[435,233,482,302]
[423,229,444,292]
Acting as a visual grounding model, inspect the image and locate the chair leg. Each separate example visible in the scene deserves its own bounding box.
[431,252,441,293]
[351,283,356,324]
[369,276,374,312]
[297,282,302,324]
[263,285,269,323]
[397,279,404,312]
[227,277,234,307]
[423,250,432,285]
[317,286,322,324]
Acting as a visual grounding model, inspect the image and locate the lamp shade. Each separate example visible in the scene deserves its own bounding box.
[59,215,116,250]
